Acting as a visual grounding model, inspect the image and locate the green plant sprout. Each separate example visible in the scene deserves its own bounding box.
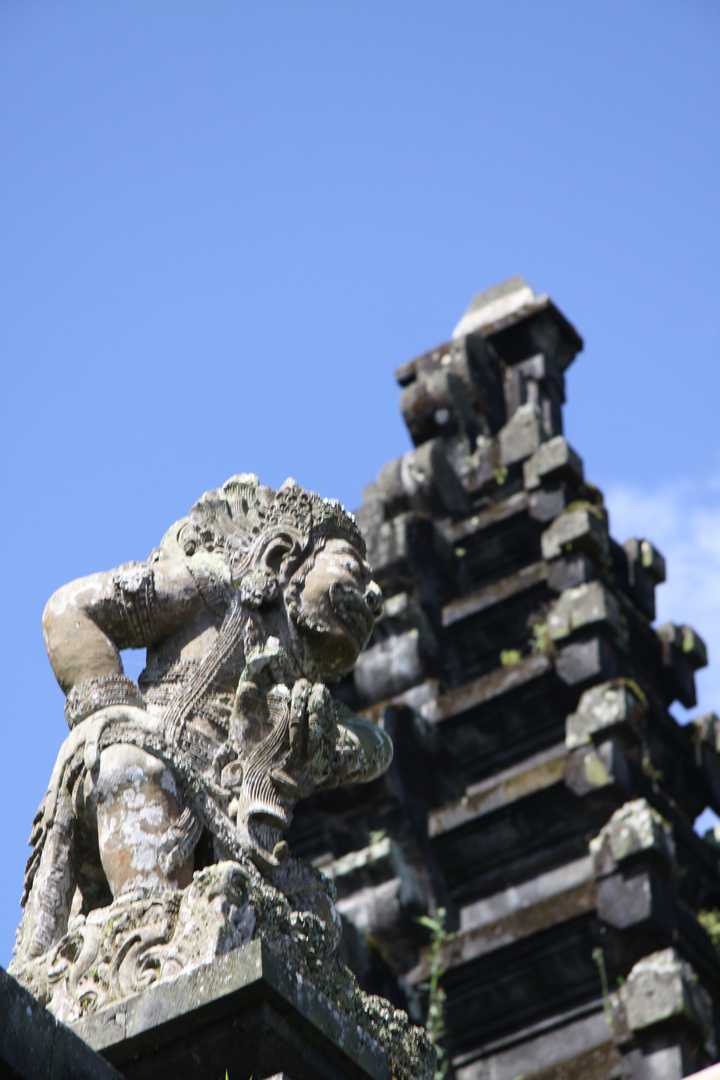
[416,907,454,1080]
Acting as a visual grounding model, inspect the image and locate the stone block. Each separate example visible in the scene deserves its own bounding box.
[318,838,425,965]
[429,744,568,837]
[362,512,422,596]
[681,625,709,671]
[546,552,597,593]
[355,591,438,704]
[498,402,545,466]
[555,634,621,686]
[657,623,708,672]
[452,276,538,340]
[528,484,571,523]
[442,559,547,628]
[589,799,675,878]
[376,439,469,519]
[452,1008,615,1080]
[596,870,654,929]
[503,352,566,436]
[541,503,609,562]
[396,332,505,445]
[419,652,552,727]
[479,290,583,373]
[548,581,623,643]
[72,938,402,1080]
[565,680,646,750]
[655,623,707,708]
[523,435,584,491]
[619,949,715,1054]
[354,628,426,703]
[624,538,667,585]
[620,538,660,619]
[620,1045,687,1080]
[691,712,720,754]
[564,738,632,798]
[0,964,121,1080]
[687,712,720,817]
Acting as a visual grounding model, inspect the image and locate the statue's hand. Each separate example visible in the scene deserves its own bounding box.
[289,679,338,773]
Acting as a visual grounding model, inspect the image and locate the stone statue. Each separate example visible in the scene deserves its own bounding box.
[9,474,432,1079]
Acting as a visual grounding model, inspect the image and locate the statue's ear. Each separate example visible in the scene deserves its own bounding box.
[260,534,299,582]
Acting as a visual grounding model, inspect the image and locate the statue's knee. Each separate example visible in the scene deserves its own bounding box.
[95,744,173,794]
[92,744,191,895]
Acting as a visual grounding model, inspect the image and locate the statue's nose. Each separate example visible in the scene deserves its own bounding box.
[364,580,383,618]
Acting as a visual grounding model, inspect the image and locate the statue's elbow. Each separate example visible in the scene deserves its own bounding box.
[42,583,87,690]
[42,586,72,650]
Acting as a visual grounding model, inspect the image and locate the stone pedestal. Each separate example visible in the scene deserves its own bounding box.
[0,964,120,1080]
[72,939,397,1080]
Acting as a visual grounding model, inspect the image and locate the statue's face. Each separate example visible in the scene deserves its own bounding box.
[287,538,382,679]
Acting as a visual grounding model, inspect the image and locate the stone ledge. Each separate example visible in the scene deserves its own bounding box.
[0,963,121,1080]
[72,938,393,1080]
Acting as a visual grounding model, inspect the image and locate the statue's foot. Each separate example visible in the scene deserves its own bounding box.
[11,862,256,1024]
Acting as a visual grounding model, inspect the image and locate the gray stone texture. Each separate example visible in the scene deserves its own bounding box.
[282,279,720,1080]
[11,278,720,1080]
[0,963,121,1080]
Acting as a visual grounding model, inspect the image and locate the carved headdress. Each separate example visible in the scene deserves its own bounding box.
[177,474,365,582]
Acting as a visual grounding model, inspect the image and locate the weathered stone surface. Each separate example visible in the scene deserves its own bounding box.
[12,278,720,1080]
[541,503,609,562]
[692,712,720,753]
[624,538,667,585]
[546,551,597,593]
[498,402,546,466]
[318,837,425,965]
[619,949,715,1052]
[563,737,632,798]
[442,560,547,628]
[548,581,624,642]
[428,744,568,837]
[565,680,646,750]
[72,937,432,1080]
[451,276,539,340]
[523,435,584,491]
[9,474,434,1078]
[0,963,121,1080]
[453,1008,615,1080]
[555,634,620,686]
[589,800,675,878]
[353,592,437,704]
[375,439,470,519]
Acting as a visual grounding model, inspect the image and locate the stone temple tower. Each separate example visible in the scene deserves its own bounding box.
[288,277,720,1080]
[4,277,719,1080]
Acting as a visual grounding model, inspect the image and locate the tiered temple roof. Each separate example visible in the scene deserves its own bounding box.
[288,277,720,1080]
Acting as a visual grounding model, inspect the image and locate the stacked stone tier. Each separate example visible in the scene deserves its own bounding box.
[287,278,720,1080]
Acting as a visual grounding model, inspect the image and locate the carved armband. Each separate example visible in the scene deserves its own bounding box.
[64,674,145,729]
[111,563,159,648]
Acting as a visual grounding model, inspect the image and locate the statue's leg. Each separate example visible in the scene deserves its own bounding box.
[93,744,195,896]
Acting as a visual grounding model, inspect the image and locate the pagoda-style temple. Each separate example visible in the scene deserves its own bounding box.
[288,277,720,1080]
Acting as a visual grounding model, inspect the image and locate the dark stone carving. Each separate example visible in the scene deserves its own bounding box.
[10,474,433,1080]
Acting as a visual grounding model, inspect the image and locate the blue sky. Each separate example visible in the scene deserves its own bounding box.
[1,1,719,965]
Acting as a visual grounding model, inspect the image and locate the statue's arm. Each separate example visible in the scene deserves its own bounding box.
[42,556,203,693]
[310,701,393,790]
